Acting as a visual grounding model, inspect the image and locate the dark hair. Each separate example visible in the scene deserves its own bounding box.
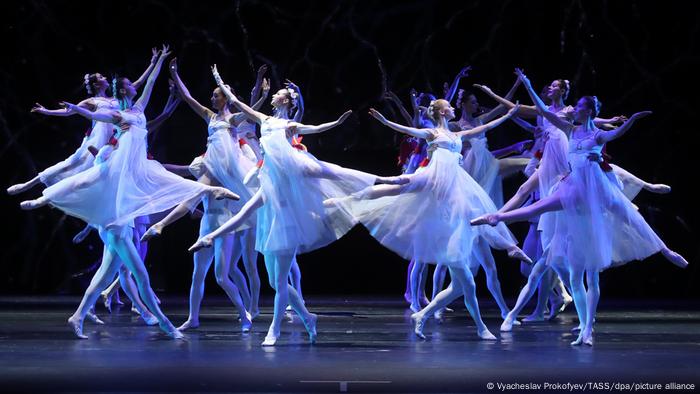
[112,76,129,109]
[554,79,571,100]
[580,96,602,117]
[84,73,103,96]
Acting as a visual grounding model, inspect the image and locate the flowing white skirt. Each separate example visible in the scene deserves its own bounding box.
[347,148,517,267]
[43,125,210,237]
[462,137,503,207]
[255,130,376,255]
[549,154,666,272]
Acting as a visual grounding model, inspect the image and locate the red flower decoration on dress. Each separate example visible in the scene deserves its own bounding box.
[419,157,430,167]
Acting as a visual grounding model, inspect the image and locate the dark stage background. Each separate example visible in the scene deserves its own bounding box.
[1,1,698,299]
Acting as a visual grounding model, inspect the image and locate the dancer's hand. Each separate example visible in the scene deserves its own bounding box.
[609,115,627,124]
[338,110,352,124]
[368,108,387,123]
[630,111,652,121]
[59,101,78,114]
[257,64,269,78]
[188,236,214,253]
[514,68,531,86]
[457,65,472,78]
[507,102,521,117]
[30,102,47,114]
[284,79,300,93]
[262,78,271,94]
[159,44,171,59]
[150,47,160,64]
[473,84,494,95]
[211,64,223,85]
[409,88,418,106]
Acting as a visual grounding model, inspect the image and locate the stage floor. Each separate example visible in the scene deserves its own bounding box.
[0,296,698,393]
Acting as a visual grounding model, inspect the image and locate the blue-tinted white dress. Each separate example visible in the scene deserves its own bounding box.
[254,116,376,255]
[39,97,118,186]
[42,105,210,236]
[454,118,503,208]
[348,130,518,268]
[548,129,666,271]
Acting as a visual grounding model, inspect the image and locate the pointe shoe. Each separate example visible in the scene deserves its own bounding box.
[470,214,499,227]
[131,305,141,315]
[140,224,163,242]
[411,313,426,339]
[241,312,253,333]
[582,333,594,346]
[115,292,125,306]
[571,334,584,346]
[249,310,260,320]
[101,293,112,313]
[478,328,498,340]
[409,303,421,313]
[212,187,240,201]
[20,199,44,210]
[433,309,444,320]
[177,319,199,331]
[548,296,571,320]
[507,247,533,264]
[262,333,279,346]
[188,236,214,252]
[86,310,105,325]
[500,317,514,332]
[7,183,29,195]
[377,175,410,185]
[285,310,294,322]
[142,312,159,326]
[303,313,317,343]
[67,317,88,339]
[159,322,184,340]
[647,183,671,194]
[666,250,689,269]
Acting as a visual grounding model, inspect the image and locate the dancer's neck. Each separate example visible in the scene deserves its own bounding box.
[273,106,291,120]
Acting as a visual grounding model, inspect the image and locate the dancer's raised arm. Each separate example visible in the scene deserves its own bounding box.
[135,44,171,110]
[285,80,305,122]
[444,66,471,102]
[290,110,352,135]
[250,78,270,111]
[169,58,213,120]
[516,69,573,133]
[212,64,266,124]
[455,104,520,139]
[132,47,161,89]
[596,111,652,144]
[249,64,268,105]
[477,77,521,123]
[31,98,97,117]
[369,108,432,139]
[473,82,539,118]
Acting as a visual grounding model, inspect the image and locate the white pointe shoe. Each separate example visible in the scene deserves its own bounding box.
[159,322,184,340]
[212,187,240,201]
[189,237,214,253]
[262,333,279,346]
[411,313,426,339]
[86,310,104,325]
[500,317,515,332]
[507,247,533,264]
[470,214,499,226]
[7,183,29,195]
[177,319,199,331]
[101,293,112,313]
[140,224,163,242]
[20,199,44,210]
[67,317,88,339]
[478,328,498,340]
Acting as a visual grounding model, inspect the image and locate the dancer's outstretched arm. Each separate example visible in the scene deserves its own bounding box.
[596,111,652,144]
[473,83,538,118]
[60,102,119,123]
[250,78,270,111]
[31,97,99,117]
[132,47,161,89]
[169,57,213,120]
[212,65,266,124]
[291,110,352,135]
[444,66,471,103]
[135,44,171,110]
[369,108,433,139]
[477,77,521,123]
[455,105,520,139]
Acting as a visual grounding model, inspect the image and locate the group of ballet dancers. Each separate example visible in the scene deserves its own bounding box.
[9,45,688,347]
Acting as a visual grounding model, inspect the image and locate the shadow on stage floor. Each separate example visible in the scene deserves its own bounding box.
[0,295,698,393]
